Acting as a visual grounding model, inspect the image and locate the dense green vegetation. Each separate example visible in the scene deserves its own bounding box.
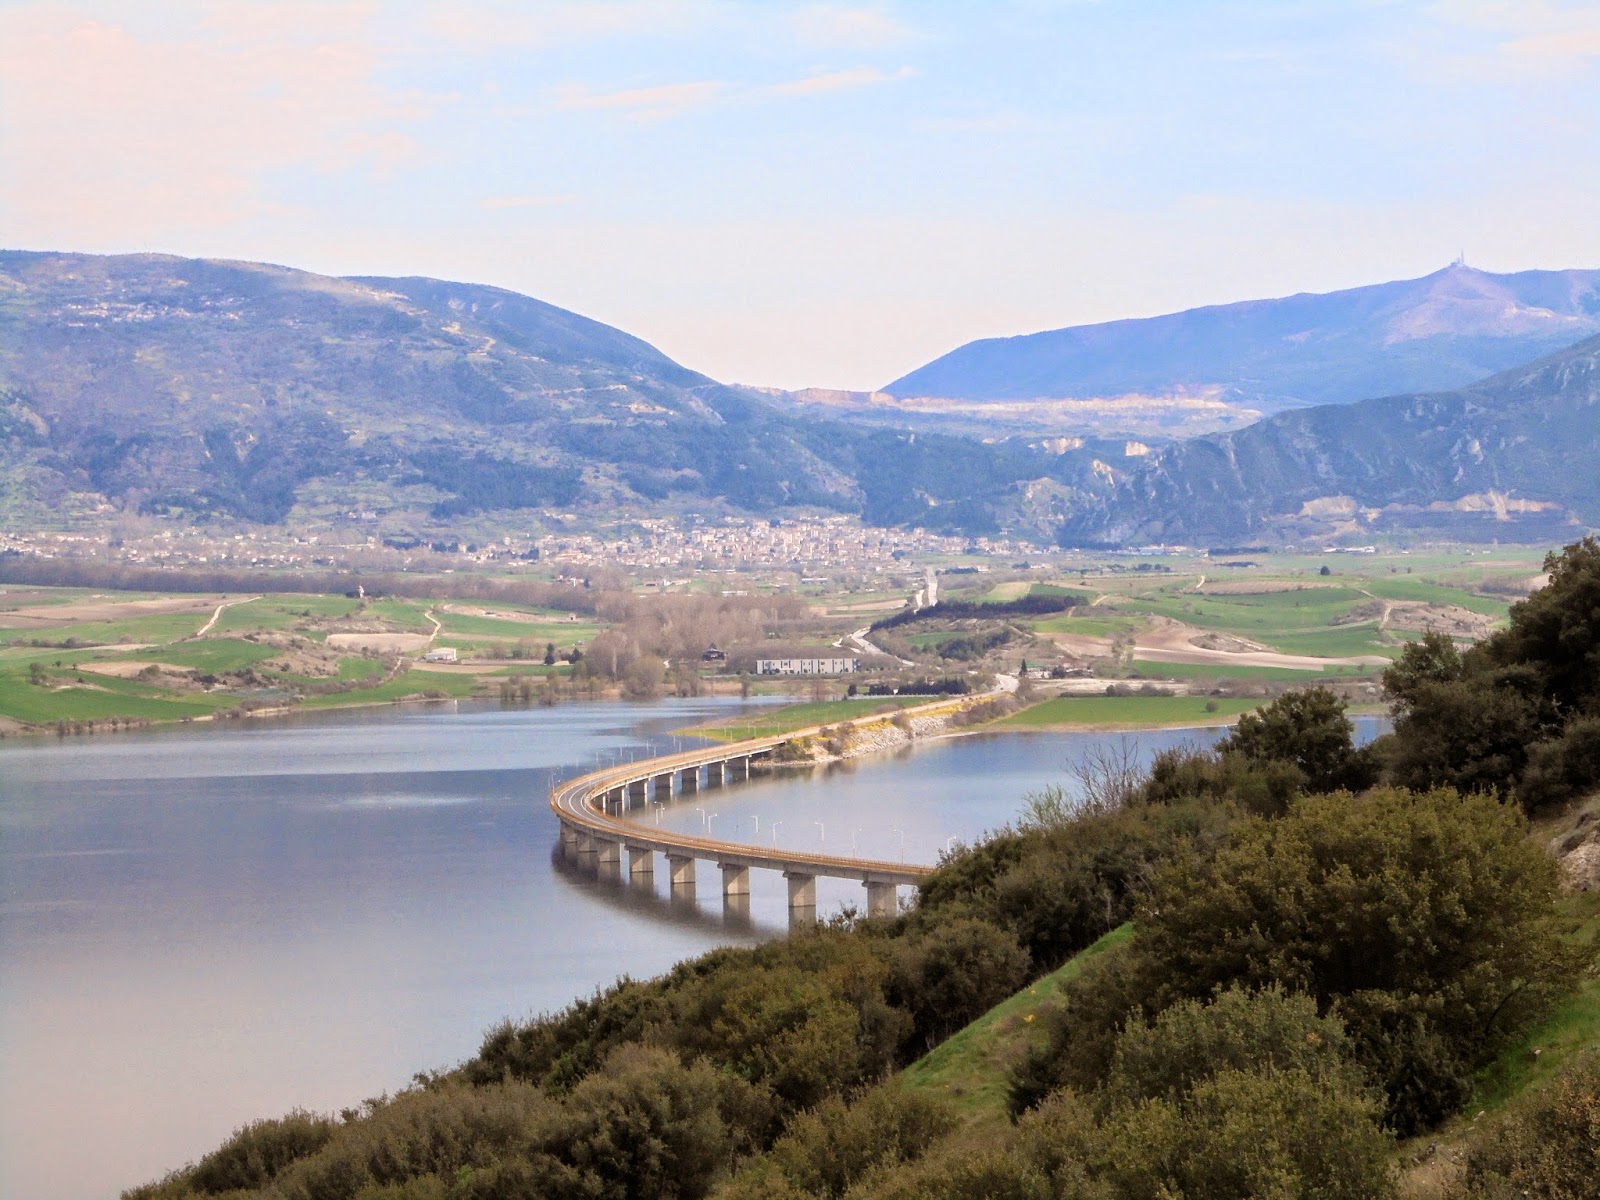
[124,540,1600,1200]
[1384,537,1600,811]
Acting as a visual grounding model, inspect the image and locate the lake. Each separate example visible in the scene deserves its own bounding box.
[0,700,1371,1199]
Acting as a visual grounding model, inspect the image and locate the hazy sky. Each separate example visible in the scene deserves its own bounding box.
[2,1,1599,389]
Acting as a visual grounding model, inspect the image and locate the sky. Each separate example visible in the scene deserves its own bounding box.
[2,1,1599,390]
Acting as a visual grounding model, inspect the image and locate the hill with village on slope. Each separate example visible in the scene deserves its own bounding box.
[3,250,1598,550]
[0,251,1130,539]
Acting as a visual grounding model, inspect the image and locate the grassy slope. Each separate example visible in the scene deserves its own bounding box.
[996,695,1258,729]
[1467,890,1600,1113]
[901,925,1134,1125]
[898,881,1597,1162]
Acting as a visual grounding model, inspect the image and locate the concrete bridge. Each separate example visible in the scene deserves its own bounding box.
[549,700,971,925]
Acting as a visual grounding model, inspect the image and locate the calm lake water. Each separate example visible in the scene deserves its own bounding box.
[0,700,1379,1199]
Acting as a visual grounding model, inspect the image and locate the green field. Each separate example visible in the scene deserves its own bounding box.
[996,695,1260,729]
[211,594,363,634]
[1359,575,1512,617]
[3,610,213,646]
[433,611,597,643]
[1127,658,1372,682]
[297,667,480,708]
[684,696,933,741]
[902,925,1133,1124]
[1026,613,1140,637]
[0,674,229,723]
[108,638,279,674]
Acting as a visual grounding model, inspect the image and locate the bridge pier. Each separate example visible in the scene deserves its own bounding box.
[864,881,897,920]
[785,871,817,927]
[559,822,577,850]
[627,845,654,882]
[652,772,674,802]
[680,766,699,793]
[627,779,647,810]
[666,853,697,895]
[720,863,750,902]
[594,839,621,879]
[729,755,750,781]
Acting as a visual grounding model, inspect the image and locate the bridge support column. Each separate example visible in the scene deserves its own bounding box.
[864,881,897,920]
[559,822,577,849]
[680,766,699,793]
[594,839,621,879]
[666,853,696,895]
[720,863,750,900]
[576,830,595,860]
[785,871,817,928]
[605,786,625,814]
[627,779,647,810]
[652,772,674,801]
[627,845,654,882]
[729,755,750,781]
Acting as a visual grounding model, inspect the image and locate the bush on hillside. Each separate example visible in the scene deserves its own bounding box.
[874,988,1394,1200]
[1386,537,1600,809]
[1014,787,1583,1134]
[716,1084,957,1200]
[1451,1050,1600,1198]
[1215,685,1380,793]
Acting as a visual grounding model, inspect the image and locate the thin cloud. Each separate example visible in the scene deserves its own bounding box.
[424,1,720,51]
[767,65,916,97]
[481,192,578,210]
[1424,1,1600,71]
[555,79,727,120]
[790,4,916,50]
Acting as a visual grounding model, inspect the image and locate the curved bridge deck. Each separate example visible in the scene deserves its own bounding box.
[549,698,970,922]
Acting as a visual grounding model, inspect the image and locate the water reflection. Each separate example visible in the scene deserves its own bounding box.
[546,842,779,939]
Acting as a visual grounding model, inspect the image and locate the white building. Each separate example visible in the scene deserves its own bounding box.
[422,646,458,663]
[755,656,861,676]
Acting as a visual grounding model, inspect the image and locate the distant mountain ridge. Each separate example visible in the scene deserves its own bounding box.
[885,263,1600,418]
[1058,331,1600,547]
[0,251,1117,537]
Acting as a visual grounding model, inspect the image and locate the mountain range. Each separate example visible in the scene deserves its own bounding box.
[1058,332,1600,547]
[0,251,1122,537]
[880,263,1600,428]
[2,249,1597,548]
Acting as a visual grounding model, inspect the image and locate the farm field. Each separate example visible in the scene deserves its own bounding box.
[996,695,1260,730]
[0,585,577,731]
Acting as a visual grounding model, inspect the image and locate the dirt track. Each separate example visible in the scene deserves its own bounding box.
[1048,615,1391,671]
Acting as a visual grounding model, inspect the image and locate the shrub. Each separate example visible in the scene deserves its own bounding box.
[1454,1050,1600,1198]
[719,1084,956,1200]
[1216,686,1378,793]
[889,917,1030,1053]
[1015,787,1583,1135]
